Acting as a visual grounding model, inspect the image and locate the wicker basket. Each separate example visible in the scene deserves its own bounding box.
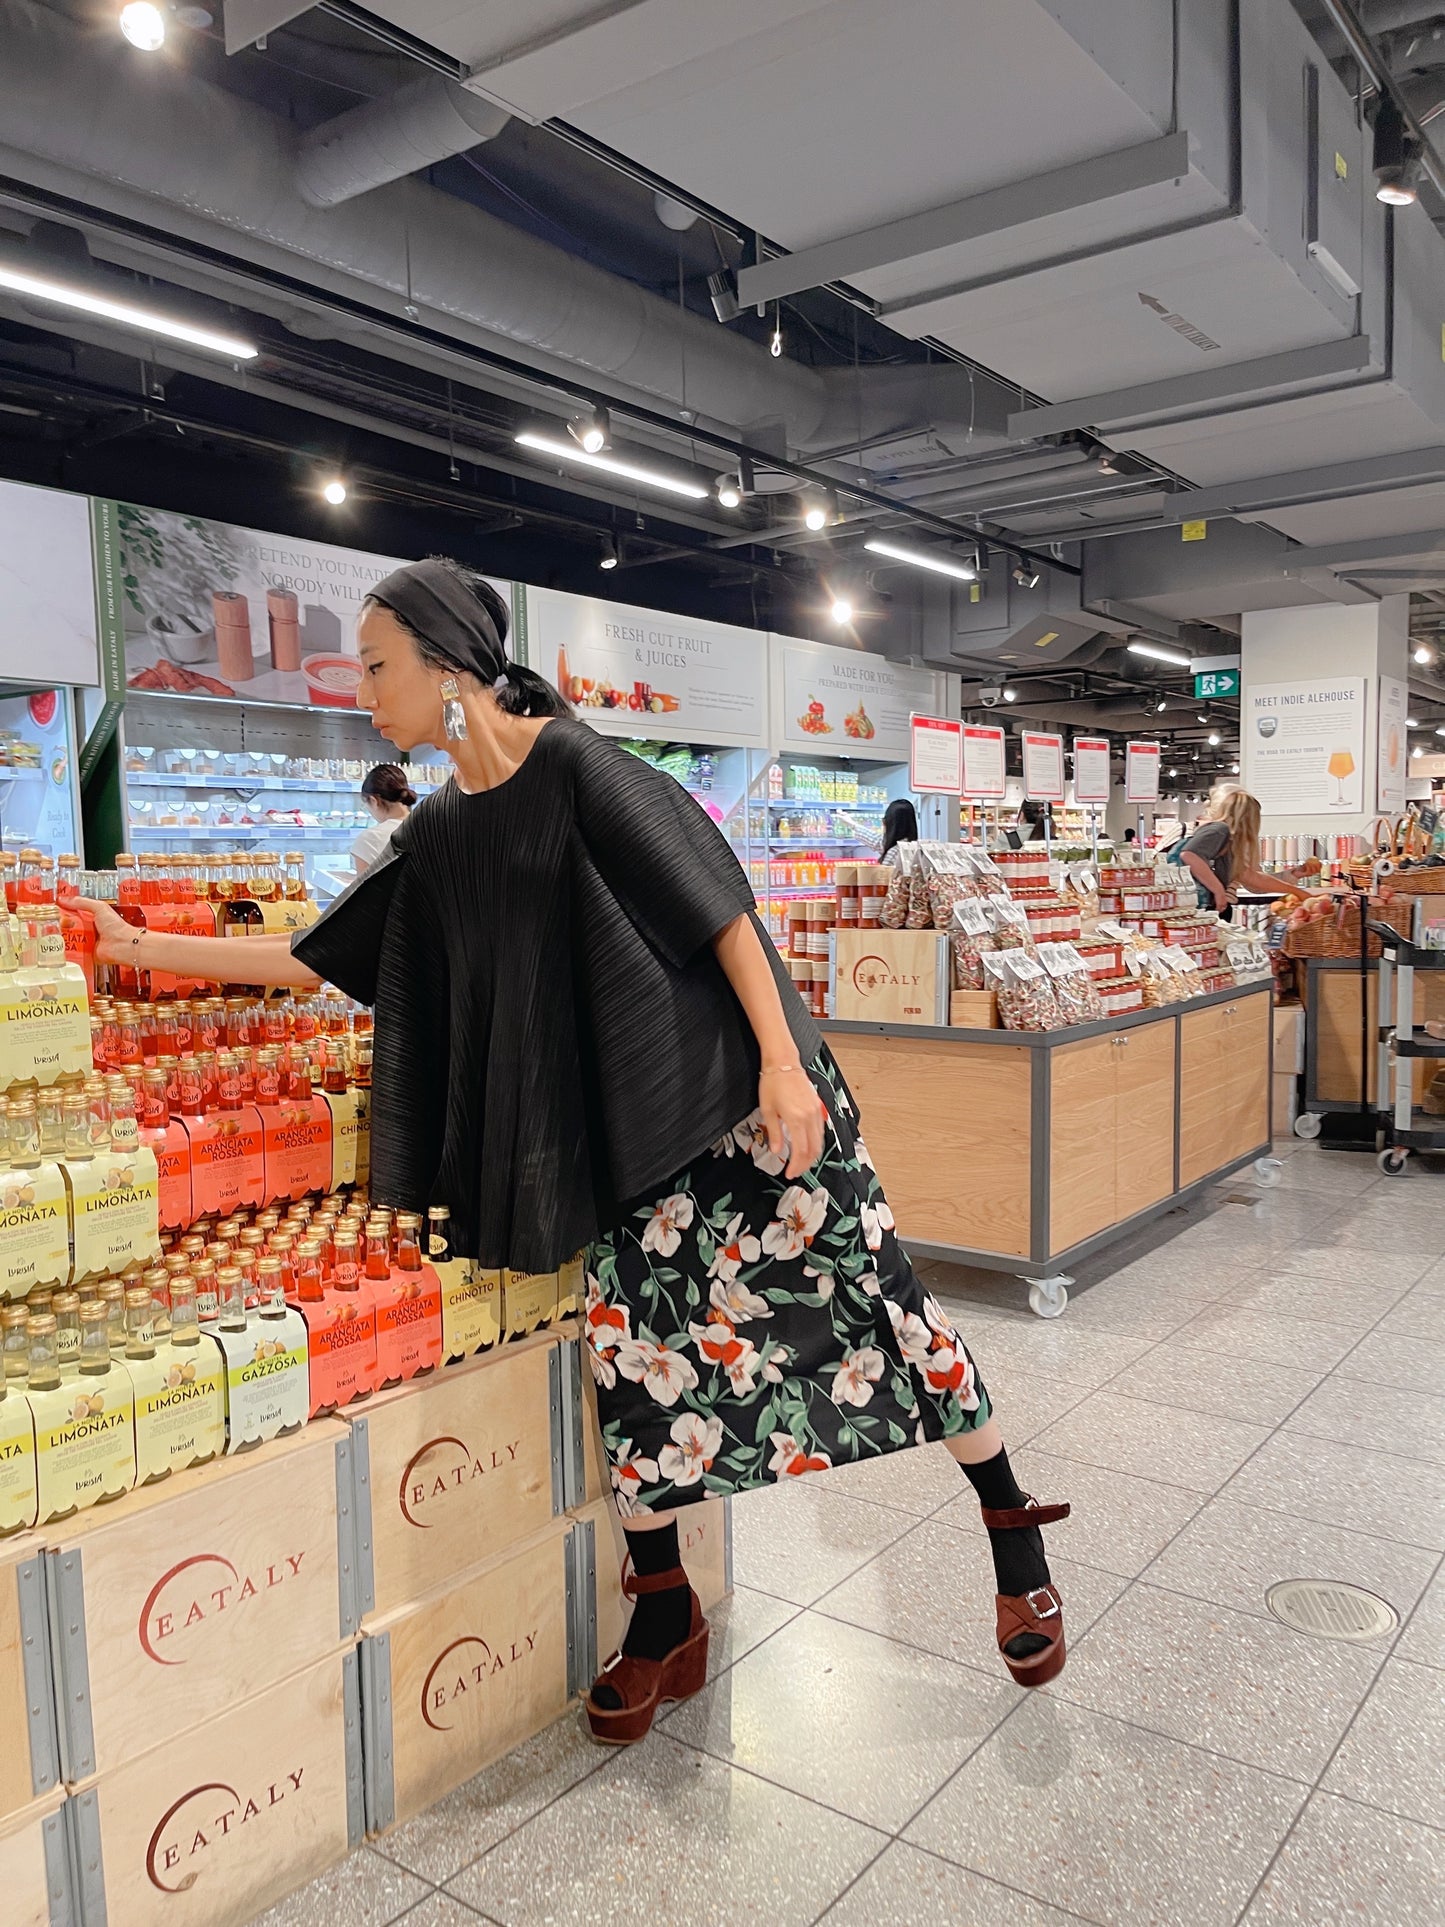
[1388,867,1445,896]
[1283,896,1414,959]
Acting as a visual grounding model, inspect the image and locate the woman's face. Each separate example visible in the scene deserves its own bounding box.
[356,604,448,752]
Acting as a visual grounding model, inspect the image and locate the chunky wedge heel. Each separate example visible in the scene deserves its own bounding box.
[979,1495,1071,1687]
[584,1565,710,1746]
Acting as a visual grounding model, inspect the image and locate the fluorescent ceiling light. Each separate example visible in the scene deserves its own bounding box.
[0,260,258,359]
[863,538,976,581]
[1127,640,1190,667]
[514,431,709,500]
[1407,717,1419,727]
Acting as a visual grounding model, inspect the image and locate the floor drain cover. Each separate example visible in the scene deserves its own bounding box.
[1266,1579,1399,1643]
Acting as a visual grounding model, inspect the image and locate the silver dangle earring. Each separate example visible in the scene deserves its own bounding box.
[439,676,469,742]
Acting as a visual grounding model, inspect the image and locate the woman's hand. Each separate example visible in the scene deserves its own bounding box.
[759,1066,827,1180]
[73,897,141,964]
[1212,884,1237,913]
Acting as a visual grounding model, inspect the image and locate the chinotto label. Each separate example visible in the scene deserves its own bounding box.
[439,1261,500,1360]
[145,1770,306,1893]
[139,1547,309,1663]
[398,1433,524,1528]
[421,1630,540,1731]
[502,1268,558,1338]
[0,1160,69,1294]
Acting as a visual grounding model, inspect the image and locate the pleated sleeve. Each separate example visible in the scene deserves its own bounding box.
[289,832,407,1004]
[571,734,757,968]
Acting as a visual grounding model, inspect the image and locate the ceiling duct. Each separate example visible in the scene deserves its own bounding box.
[295,75,511,209]
[0,0,1018,458]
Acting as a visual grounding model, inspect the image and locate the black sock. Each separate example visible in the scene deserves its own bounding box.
[957,1447,1053,1660]
[590,1520,693,1709]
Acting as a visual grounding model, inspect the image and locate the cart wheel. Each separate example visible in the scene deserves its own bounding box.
[1294,1113,1323,1140]
[1378,1148,1409,1177]
[1027,1276,1070,1319]
[1254,1157,1283,1188]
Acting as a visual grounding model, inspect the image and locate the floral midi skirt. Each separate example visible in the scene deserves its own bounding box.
[583,1050,992,1514]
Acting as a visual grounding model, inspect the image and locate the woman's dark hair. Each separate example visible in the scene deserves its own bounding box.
[361,763,418,809]
[367,558,571,719]
[880,797,919,860]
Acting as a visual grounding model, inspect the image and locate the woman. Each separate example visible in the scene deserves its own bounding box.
[880,796,919,863]
[1177,786,1307,912]
[82,558,1070,1742]
[351,763,416,875]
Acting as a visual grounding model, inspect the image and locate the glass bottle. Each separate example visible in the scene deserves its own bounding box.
[108,1081,139,1152]
[283,852,307,901]
[114,853,141,907]
[36,1086,64,1158]
[333,1226,361,1291]
[364,1221,391,1282]
[26,1312,60,1391]
[217,1265,247,1333]
[427,1205,451,1264]
[352,1038,373,1090]
[141,1068,169,1132]
[168,1274,199,1346]
[396,1213,423,1272]
[77,1301,111,1377]
[100,1280,126,1355]
[8,1096,40,1167]
[53,1290,81,1370]
[124,1286,156,1360]
[55,854,81,902]
[17,847,55,905]
[144,1264,172,1338]
[62,1089,91,1159]
[256,1254,286,1314]
[192,1258,219,1326]
[295,1239,325,1305]
[0,850,17,912]
[2,1303,30,1382]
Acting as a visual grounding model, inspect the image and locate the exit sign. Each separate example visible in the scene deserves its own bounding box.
[1194,669,1239,698]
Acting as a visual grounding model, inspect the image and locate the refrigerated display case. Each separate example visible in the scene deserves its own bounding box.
[746,752,908,946]
[0,686,82,863]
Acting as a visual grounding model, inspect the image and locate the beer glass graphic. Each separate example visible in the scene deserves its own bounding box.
[1327,747,1356,806]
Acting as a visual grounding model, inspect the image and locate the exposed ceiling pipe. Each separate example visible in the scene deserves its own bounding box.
[1315,0,1445,198]
[295,75,510,208]
[0,0,1016,458]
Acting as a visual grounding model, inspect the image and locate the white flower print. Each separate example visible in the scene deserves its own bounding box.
[859,1198,895,1252]
[761,1183,830,1261]
[760,1342,793,1384]
[708,1273,772,1323]
[922,1292,957,1340]
[615,1338,699,1408]
[587,1344,617,1391]
[609,1439,659,1517]
[831,1346,886,1408]
[768,1431,833,1478]
[641,1192,694,1257]
[854,1135,875,1170]
[923,1343,979,1409]
[886,1299,933,1369]
[657,1412,724,1487]
[706,1212,762,1286]
[858,1269,881,1297]
[733,1113,786,1176]
[687,1316,761,1395]
[803,1262,835,1301]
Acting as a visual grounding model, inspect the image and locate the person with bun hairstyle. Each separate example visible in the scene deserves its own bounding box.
[352,763,418,875]
[79,556,1070,1742]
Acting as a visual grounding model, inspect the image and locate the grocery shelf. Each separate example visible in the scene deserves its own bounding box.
[0,766,45,783]
[126,823,360,840]
[767,799,885,811]
[124,772,441,794]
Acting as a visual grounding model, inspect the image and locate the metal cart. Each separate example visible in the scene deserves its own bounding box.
[1375,930,1445,1175]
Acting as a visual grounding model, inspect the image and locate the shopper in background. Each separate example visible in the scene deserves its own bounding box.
[880,796,919,862]
[351,763,416,875]
[80,556,1071,1746]
[1176,785,1309,912]
[1123,827,1137,845]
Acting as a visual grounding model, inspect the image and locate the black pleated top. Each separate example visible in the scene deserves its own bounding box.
[292,719,821,1271]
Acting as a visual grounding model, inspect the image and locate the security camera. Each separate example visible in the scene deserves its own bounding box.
[978,686,1003,708]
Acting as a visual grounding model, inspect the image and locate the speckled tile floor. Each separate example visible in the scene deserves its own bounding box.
[249,1139,1445,1927]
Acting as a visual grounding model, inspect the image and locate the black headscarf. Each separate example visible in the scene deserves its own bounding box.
[366,558,569,718]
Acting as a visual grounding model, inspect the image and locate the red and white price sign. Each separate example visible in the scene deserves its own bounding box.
[909,713,963,793]
[961,724,1007,798]
[1125,739,1161,803]
[1022,731,1066,803]
[1072,736,1111,807]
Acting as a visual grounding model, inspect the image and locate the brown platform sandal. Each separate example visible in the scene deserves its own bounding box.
[584,1565,710,1746]
[979,1495,1071,1688]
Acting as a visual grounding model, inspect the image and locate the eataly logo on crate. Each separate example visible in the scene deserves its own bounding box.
[146,1772,306,1892]
[139,1550,310,1663]
[851,954,922,996]
[398,1432,524,1527]
[421,1629,541,1731]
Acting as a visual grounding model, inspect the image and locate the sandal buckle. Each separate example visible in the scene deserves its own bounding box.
[1025,1586,1060,1621]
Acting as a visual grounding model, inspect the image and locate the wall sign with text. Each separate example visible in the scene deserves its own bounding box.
[775,637,945,761]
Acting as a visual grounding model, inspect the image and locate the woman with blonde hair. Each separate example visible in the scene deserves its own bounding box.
[1177,786,1308,912]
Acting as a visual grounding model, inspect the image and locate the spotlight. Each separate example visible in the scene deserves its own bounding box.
[1408,717,1420,727]
[707,270,740,324]
[1012,564,1041,589]
[599,536,619,571]
[1208,732,1221,746]
[321,478,348,506]
[1232,761,1240,773]
[1373,94,1420,206]
[568,407,610,455]
[1415,646,1434,664]
[1435,726,1445,737]
[1002,686,1017,702]
[1169,767,1178,777]
[830,597,854,625]
[1156,699,1167,713]
[1414,745,1424,758]
[1096,450,1120,476]
[801,492,836,532]
[716,475,742,509]
[119,2,166,49]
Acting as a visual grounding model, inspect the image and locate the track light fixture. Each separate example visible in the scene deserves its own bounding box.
[1373,94,1421,206]
[1012,564,1041,589]
[1414,745,1425,758]
[568,407,610,455]
[716,474,742,510]
[707,270,740,323]
[1096,449,1120,476]
[1408,717,1420,728]
[320,477,348,506]
[830,596,854,625]
[1208,732,1221,746]
[1156,699,1168,713]
[119,2,166,49]
[801,490,837,532]
[1002,686,1017,702]
[1414,645,1434,664]
[598,535,619,571]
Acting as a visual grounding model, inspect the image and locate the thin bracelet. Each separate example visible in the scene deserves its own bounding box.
[761,1062,804,1074]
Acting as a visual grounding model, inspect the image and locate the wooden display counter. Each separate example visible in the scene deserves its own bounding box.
[823,978,1275,1314]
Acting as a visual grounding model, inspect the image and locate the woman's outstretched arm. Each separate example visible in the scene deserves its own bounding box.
[76,898,323,990]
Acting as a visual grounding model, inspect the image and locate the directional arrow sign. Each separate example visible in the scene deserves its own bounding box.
[1194,669,1240,699]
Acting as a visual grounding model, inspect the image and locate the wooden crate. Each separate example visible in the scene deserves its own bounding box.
[360,1521,572,1834]
[0,1791,68,1927]
[571,1494,732,1683]
[348,1331,563,1623]
[67,1645,362,1927]
[833,929,949,1024]
[45,1422,355,1782]
[0,1537,59,1824]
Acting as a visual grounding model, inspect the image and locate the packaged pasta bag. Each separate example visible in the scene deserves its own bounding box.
[922,843,974,929]
[950,896,994,990]
[1163,945,1203,1000]
[1042,941,1105,1023]
[905,844,934,929]
[881,842,915,928]
[985,951,1062,1031]
[1137,949,1179,1007]
[985,894,1038,954]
